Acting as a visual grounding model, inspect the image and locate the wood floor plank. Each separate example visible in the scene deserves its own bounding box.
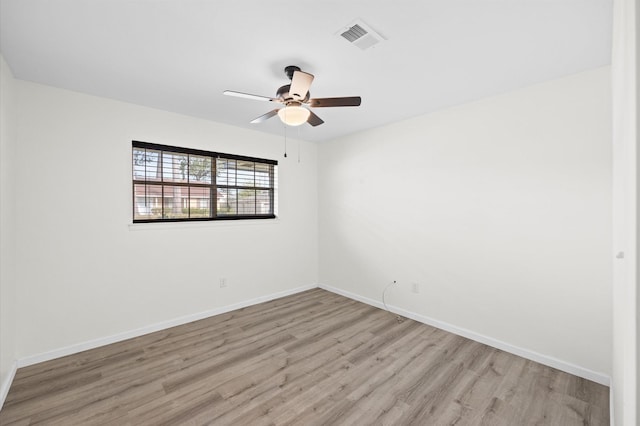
[0,289,609,425]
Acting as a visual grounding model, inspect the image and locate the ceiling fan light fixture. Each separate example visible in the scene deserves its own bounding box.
[227,65,361,128]
[278,105,310,126]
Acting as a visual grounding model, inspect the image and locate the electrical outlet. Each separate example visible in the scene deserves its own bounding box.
[411,282,419,293]
[220,278,227,288]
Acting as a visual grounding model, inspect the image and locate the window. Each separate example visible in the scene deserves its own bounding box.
[132,141,277,222]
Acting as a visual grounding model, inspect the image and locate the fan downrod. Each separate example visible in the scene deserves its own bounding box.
[284,65,301,81]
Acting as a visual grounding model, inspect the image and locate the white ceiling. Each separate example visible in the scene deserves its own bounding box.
[0,0,612,142]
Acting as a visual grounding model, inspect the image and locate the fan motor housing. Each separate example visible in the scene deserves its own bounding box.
[277,84,310,103]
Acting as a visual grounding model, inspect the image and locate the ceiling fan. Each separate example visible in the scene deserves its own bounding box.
[224,65,361,127]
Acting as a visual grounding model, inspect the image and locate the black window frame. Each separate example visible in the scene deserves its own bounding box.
[132,141,277,223]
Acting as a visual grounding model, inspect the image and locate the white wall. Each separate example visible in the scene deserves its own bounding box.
[0,56,18,402]
[318,67,612,378]
[12,80,318,360]
[611,0,638,423]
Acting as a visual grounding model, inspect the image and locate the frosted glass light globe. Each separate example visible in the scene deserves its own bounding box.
[278,106,310,126]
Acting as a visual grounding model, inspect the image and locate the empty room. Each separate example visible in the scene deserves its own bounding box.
[0,1,637,425]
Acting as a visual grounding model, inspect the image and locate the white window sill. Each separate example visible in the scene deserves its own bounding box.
[128,217,281,231]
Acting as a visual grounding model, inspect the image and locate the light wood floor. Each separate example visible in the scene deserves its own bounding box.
[0,288,609,425]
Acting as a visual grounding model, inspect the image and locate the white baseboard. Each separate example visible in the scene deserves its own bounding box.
[10,281,610,404]
[318,283,611,387]
[17,284,316,368]
[0,360,18,410]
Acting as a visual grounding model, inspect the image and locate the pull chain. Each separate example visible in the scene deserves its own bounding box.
[283,118,288,158]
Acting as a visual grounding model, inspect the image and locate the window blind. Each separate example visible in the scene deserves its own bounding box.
[132,141,277,223]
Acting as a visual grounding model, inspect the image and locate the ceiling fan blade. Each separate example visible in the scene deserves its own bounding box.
[224,90,278,102]
[250,109,279,124]
[307,110,324,127]
[309,96,361,108]
[289,71,314,100]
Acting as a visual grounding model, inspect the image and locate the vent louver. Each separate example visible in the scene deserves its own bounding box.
[341,24,368,43]
[337,19,385,51]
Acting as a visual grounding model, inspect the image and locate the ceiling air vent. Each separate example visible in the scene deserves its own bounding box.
[337,19,385,50]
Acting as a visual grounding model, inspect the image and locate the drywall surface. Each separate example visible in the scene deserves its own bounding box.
[0,54,18,400]
[13,81,318,359]
[0,56,17,406]
[318,67,612,376]
[611,0,638,423]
